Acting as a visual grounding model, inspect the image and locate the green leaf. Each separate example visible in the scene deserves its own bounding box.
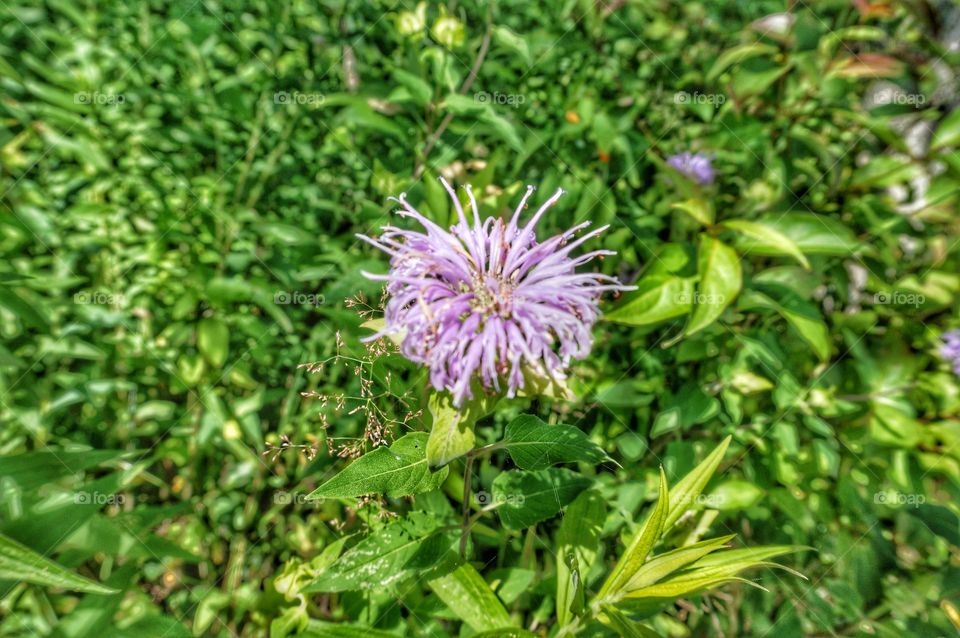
[304,515,455,592]
[503,415,609,470]
[605,275,695,326]
[0,533,116,594]
[721,219,810,269]
[197,317,229,368]
[706,480,765,511]
[305,621,401,638]
[601,468,669,596]
[682,545,806,580]
[706,43,778,81]
[685,235,742,335]
[741,284,830,361]
[932,107,960,150]
[426,390,497,467]
[556,490,606,627]
[671,199,714,226]
[490,468,592,530]
[664,436,731,529]
[428,563,514,632]
[0,449,130,492]
[623,535,735,592]
[741,214,858,256]
[308,433,448,499]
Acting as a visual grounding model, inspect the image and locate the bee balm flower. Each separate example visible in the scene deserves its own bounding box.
[358,179,632,407]
[666,151,715,185]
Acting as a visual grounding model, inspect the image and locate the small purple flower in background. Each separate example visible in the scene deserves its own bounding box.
[359,178,633,407]
[666,151,715,185]
[940,330,960,375]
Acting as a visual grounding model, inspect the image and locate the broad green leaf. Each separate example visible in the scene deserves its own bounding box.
[722,219,810,269]
[426,390,497,467]
[428,563,514,632]
[308,433,447,499]
[197,317,229,368]
[706,480,765,511]
[304,515,455,592]
[503,415,609,470]
[664,436,731,529]
[556,490,606,627]
[490,468,592,530]
[601,468,668,596]
[742,214,858,256]
[623,535,735,592]
[605,275,695,326]
[672,199,714,226]
[392,68,432,107]
[741,284,830,361]
[685,235,742,335]
[0,533,116,594]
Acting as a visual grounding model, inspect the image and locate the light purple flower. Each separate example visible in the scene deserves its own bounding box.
[358,178,633,407]
[941,330,960,375]
[667,152,715,185]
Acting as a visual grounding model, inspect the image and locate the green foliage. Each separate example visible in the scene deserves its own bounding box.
[2,0,960,636]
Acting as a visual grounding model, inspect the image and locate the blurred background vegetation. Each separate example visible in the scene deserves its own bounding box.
[1,0,960,636]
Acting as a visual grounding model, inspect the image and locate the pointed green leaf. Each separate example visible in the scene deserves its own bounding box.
[605,275,694,326]
[428,563,514,632]
[304,515,455,592]
[491,468,592,530]
[0,533,116,594]
[308,433,447,499]
[197,317,229,368]
[721,219,810,269]
[623,535,735,592]
[685,235,742,335]
[601,468,669,596]
[664,436,731,529]
[503,415,609,470]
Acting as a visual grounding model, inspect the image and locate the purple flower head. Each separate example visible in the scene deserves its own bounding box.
[358,178,634,407]
[666,151,715,185]
[941,330,960,375]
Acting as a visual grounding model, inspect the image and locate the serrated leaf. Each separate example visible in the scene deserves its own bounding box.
[428,562,514,632]
[0,533,116,594]
[491,468,592,530]
[308,433,447,499]
[304,516,455,592]
[503,415,609,470]
[601,468,669,596]
[556,490,606,627]
[722,219,810,269]
[685,235,741,335]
